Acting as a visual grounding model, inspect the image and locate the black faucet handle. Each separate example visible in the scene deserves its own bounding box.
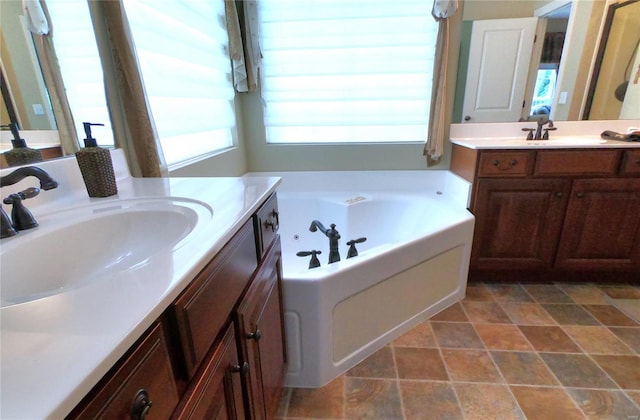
[3,189,39,230]
[346,237,367,259]
[297,250,322,269]
[521,128,535,140]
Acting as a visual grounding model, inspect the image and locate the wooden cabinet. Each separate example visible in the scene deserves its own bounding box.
[68,193,286,419]
[452,145,640,279]
[236,238,286,420]
[471,178,570,270]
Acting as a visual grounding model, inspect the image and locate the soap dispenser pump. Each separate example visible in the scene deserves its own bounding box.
[75,122,117,197]
[1,123,43,166]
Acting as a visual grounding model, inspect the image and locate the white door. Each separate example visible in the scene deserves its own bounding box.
[462,17,538,123]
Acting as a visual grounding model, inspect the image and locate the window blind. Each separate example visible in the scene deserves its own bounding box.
[122,0,236,166]
[258,0,438,144]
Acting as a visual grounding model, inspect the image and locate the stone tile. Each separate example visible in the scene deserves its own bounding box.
[461,301,512,324]
[626,390,640,408]
[277,388,291,417]
[610,327,640,353]
[345,377,402,419]
[583,304,639,327]
[540,353,618,389]
[598,285,640,300]
[464,283,495,301]
[347,346,396,378]
[454,383,525,420]
[567,388,640,418]
[557,283,610,304]
[592,355,640,390]
[486,284,535,302]
[500,302,557,325]
[441,349,503,383]
[430,322,484,349]
[399,381,462,420]
[287,376,344,418]
[518,325,582,353]
[490,351,558,386]
[474,324,532,351]
[510,386,586,420]
[563,326,635,355]
[391,322,438,348]
[431,303,469,322]
[542,304,600,326]
[394,347,448,381]
[522,284,574,303]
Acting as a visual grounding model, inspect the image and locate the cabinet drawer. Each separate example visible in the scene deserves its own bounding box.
[173,220,257,378]
[535,150,620,176]
[254,193,279,259]
[478,151,533,177]
[620,150,640,176]
[67,322,179,419]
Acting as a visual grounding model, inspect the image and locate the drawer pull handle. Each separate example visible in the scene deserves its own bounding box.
[264,210,279,232]
[492,159,518,170]
[130,389,152,420]
[231,362,249,374]
[576,192,585,198]
[247,328,262,341]
[554,192,563,198]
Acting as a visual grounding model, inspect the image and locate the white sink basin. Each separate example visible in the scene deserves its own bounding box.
[0,198,212,308]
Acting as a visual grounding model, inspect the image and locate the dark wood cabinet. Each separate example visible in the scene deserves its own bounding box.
[556,178,640,270]
[68,193,286,419]
[471,178,570,270]
[236,238,287,419]
[452,145,640,280]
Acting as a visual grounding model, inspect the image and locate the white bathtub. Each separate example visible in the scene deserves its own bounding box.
[246,170,475,388]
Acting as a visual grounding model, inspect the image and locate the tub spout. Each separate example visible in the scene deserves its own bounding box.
[309,220,341,264]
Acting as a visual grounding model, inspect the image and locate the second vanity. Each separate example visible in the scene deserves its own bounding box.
[450,121,640,282]
[0,151,285,419]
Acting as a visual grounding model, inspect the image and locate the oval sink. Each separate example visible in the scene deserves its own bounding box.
[0,199,212,308]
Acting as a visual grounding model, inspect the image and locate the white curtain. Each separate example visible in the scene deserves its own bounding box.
[424,0,458,165]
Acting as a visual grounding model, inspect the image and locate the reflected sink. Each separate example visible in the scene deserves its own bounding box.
[0,198,212,308]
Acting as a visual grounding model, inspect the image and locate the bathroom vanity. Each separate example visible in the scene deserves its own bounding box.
[0,152,286,419]
[450,124,640,282]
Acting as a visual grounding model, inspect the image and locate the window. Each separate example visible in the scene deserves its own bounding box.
[258,0,439,144]
[46,0,113,146]
[123,0,236,167]
[529,64,558,117]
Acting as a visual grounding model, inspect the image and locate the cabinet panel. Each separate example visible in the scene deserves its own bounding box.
[471,178,571,270]
[620,150,640,176]
[236,239,287,420]
[172,324,245,420]
[555,179,640,270]
[254,193,279,260]
[67,322,179,419]
[535,150,620,176]
[173,221,257,378]
[478,151,534,177]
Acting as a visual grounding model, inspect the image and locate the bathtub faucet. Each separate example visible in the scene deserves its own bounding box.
[309,220,341,264]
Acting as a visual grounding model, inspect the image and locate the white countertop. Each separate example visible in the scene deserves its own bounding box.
[450,137,640,150]
[0,151,280,419]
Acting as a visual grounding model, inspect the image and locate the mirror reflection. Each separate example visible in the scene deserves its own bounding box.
[454,0,640,123]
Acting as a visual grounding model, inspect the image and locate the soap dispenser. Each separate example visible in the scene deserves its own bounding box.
[1,123,43,166]
[75,122,118,197]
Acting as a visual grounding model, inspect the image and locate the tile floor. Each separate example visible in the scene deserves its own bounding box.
[276,282,640,419]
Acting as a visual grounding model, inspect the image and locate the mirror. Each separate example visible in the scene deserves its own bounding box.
[454,0,639,123]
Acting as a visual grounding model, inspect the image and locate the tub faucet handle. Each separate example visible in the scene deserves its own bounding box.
[346,237,367,258]
[297,250,322,269]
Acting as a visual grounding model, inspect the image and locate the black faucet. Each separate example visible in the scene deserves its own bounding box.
[1,166,59,238]
[309,220,341,264]
[523,119,556,140]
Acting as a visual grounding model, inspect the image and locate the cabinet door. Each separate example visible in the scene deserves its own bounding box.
[236,238,287,420]
[172,324,246,420]
[555,179,640,270]
[471,178,571,270]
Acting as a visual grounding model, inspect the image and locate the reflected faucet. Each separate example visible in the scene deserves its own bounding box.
[1,166,59,238]
[309,220,341,264]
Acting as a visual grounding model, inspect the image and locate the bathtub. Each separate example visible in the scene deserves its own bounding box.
[246,170,475,388]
